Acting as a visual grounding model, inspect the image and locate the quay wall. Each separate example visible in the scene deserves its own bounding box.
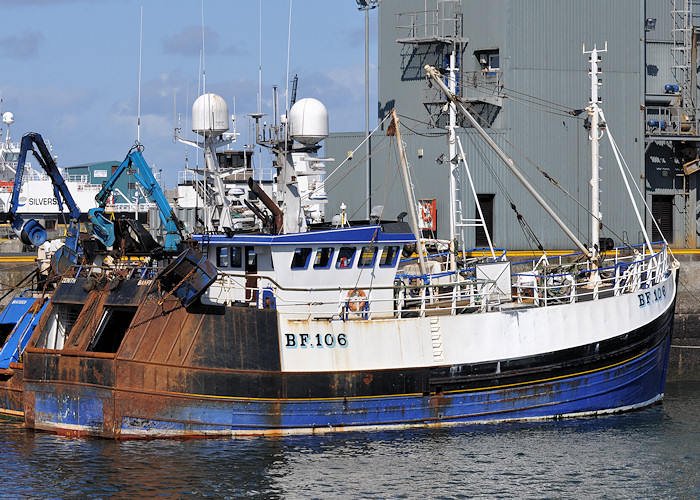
[1,253,699,382]
[670,255,700,381]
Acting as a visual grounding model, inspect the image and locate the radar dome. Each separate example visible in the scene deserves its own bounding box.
[289,98,328,145]
[192,93,229,136]
[2,112,14,125]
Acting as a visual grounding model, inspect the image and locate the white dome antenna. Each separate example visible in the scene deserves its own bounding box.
[289,98,328,145]
[2,112,14,125]
[192,93,229,137]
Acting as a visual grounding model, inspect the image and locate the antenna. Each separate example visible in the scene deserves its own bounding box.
[172,90,178,141]
[285,0,292,156]
[258,0,262,114]
[201,0,206,95]
[137,6,143,143]
[285,0,293,116]
[232,96,237,140]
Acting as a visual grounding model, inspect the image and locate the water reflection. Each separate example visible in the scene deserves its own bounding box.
[0,382,697,498]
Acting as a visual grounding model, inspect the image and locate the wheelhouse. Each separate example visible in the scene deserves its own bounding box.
[196,224,415,318]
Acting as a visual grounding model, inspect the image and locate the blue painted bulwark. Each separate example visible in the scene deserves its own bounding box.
[0,299,48,369]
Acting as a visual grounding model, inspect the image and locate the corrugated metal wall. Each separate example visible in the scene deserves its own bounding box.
[325,0,698,250]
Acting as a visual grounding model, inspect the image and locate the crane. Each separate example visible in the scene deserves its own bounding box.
[88,144,185,253]
[8,133,82,269]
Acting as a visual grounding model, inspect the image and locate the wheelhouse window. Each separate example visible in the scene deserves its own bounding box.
[216,247,229,267]
[230,246,242,268]
[1,152,19,163]
[336,247,356,268]
[216,247,243,268]
[358,246,378,268]
[379,246,400,267]
[313,247,334,269]
[291,248,313,269]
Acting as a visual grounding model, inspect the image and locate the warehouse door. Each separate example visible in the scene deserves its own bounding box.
[651,195,673,243]
[475,194,495,247]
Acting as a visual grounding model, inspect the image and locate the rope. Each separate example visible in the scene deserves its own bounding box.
[395,113,448,137]
[465,131,544,253]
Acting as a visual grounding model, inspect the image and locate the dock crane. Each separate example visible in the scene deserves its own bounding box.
[88,144,185,253]
[8,132,82,271]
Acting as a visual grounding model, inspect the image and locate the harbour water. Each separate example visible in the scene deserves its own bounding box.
[0,381,697,499]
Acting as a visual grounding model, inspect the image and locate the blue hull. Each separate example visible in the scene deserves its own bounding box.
[26,332,671,438]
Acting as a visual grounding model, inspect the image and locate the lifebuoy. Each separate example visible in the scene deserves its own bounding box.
[346,288,367,312]
[420,203,433,225]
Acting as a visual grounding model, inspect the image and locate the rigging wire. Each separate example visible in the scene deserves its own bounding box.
[464,75,581,114]
[307,114,393,202]
[464,131,544,253]
[457,97,597,247]
[504,87,578,116]
[503,94,583,119]
[458,74,586,119]
[395,113,448,136]
[606,128,676,255]
[460,94,645,252]
[324,140,391,198]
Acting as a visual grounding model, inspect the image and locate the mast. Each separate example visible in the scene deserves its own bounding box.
[448,46,457,248]
[391,110,427,274]
[583,43,607,272]
[425,65,591,259]
[447,45,459,270]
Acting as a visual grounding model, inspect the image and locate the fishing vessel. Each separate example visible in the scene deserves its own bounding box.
[0,131,165,419]
[21,47,678,438]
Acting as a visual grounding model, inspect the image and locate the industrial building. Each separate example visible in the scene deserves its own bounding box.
[324,0,700,250]
[64,161,147,212]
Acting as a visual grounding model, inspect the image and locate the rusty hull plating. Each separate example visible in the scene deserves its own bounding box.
[21,264,676,439]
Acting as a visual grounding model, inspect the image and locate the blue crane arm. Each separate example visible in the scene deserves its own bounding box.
[90,147,183,251]
[8,133,82,249]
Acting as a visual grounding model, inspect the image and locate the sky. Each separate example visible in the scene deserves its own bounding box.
[0,0,378,188]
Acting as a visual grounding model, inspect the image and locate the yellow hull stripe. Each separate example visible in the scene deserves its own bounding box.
[160,350,648,403]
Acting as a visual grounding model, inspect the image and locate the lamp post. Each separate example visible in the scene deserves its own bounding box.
[357,0,378,220]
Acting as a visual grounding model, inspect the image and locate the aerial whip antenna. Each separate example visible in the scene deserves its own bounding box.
[285,0,293,117]
[137,5,143,144]
[201,0,206,95]
[258,0,262,114]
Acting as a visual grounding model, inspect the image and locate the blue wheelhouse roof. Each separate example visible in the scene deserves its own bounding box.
[193,225,416,247]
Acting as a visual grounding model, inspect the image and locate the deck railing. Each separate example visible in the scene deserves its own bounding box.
[59,244,673,322]
[252,244,672,320]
